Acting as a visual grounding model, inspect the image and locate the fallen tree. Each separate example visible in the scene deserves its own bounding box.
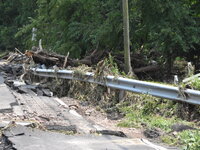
[25,50,108,68]
[134,65,159,73]
[5,48,160,75]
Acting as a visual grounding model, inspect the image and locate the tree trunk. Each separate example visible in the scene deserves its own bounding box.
[166,51,173,76]
[121,0,133,102]
[122,0,132,74]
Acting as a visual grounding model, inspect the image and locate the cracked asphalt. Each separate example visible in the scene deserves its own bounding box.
[0,72,176,150]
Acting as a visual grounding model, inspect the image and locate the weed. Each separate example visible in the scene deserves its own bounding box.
[72,65,92,79]
[117,93,199,149]
[162,130,200,150]
[188,77,200,90]
[0,51,9,58]
[179,130,200,150]
[161,135,178,145]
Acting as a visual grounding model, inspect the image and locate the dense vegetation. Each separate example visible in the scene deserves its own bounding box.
[0,0,37,50]
[0,0,199,63]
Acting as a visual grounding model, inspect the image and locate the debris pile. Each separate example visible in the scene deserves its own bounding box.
[24,49,109,67]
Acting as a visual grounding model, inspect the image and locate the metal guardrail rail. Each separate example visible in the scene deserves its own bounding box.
[31,68,200,105]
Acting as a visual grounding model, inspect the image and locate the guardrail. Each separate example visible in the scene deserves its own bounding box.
[31,68,200,105]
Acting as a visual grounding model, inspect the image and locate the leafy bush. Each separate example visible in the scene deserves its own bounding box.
[180,130,200,150]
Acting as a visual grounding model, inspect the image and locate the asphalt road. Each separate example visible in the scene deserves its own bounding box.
[0,73,17,112]
[0,73,174,150]
[3,125,168,150]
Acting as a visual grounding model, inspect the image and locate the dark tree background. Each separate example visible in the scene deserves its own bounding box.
[0,0,199,68]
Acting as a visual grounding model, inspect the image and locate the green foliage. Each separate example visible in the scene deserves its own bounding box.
[16,0,123,57]
[107,54,122,75]
[117,93,199,149]
[180,130,200,150]
[1,0,200,61]
[135,0,200,66]
[161,135,178,145]
[188,77,200,90]
[0,0,37,50]
[162,130,200,149]
[0,50,9,58]
[118,94,187,131]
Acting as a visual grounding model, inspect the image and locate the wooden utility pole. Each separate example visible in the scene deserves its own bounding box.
[119,0,133,102]
[122,0,132,74]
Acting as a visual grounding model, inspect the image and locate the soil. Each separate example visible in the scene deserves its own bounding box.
[61,97,145,139]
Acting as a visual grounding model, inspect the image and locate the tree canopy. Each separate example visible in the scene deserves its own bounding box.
[0,0,199,63]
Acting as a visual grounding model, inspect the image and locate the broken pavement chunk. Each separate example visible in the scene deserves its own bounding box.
[94,130,127,137]
[41,88,53,97]
[45,125,77,133]
[171,123,196,132]
[143,128,160,139]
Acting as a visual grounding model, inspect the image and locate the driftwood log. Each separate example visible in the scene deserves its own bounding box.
[134,65,159,73]
[25,50,108,67]
[24,49,159,73]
